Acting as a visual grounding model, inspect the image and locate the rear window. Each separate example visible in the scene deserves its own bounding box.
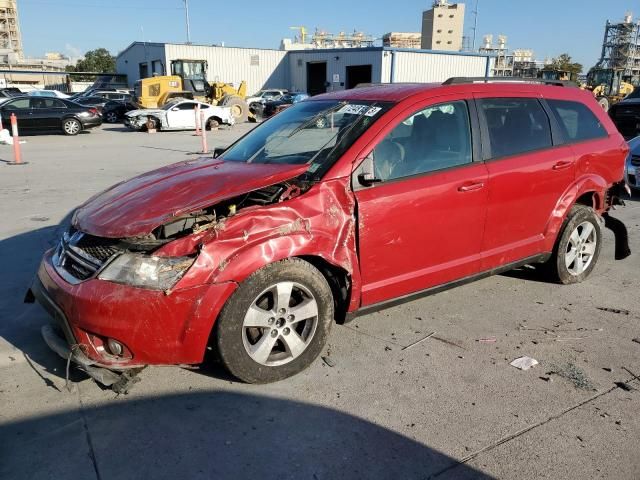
[478,98,552,159]
[546,99,607,143]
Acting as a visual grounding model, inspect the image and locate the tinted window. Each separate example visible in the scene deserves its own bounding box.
[374,101,473,181]
[547,99,607,143]
[479,98,552,159]
[31,98,66,109]
[3,98,30,110]
[177,102,197,110]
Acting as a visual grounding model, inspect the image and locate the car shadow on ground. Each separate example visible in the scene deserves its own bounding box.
[2,390,494,480]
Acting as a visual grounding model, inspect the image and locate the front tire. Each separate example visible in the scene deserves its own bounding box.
[62,118,81,136]
[214,258,334,383]
[547,205,602,284]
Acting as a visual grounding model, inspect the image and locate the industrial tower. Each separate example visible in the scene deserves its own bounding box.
[595,12,640,83]
[0,0,22,58]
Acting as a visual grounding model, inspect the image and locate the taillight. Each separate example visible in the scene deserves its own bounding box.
[88,108,98,116]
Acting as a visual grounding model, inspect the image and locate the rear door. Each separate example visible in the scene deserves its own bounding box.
[354,98,489,306]
[30,97,68,129]
[166,101,197,129]
[475,95,576,269]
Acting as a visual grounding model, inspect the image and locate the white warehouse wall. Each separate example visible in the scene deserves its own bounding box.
[116,43,166,88]
[387,50,492,83]
[163,44,289,94]
[288,49,384,93]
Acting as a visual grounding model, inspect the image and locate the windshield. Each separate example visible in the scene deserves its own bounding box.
[222,100,391,179]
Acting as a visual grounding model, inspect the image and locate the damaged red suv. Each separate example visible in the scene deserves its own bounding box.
[28,79,630,389]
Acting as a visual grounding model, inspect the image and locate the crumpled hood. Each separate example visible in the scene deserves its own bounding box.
[73,158,309,238]
[126,108,163,118]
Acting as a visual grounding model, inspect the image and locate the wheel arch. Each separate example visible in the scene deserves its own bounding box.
[209,233,360,322]
[542,175,608,251]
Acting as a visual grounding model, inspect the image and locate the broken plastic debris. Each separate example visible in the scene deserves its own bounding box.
[477,337,497,343]
[510,356,539,371]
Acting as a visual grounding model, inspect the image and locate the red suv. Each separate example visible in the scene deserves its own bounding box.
[27,79,630,389]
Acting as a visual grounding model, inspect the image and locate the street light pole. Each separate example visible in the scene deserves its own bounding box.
[184,0,192,44]
[472,0,479,51]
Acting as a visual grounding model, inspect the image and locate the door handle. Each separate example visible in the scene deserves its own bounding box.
[458,182,485,192]
[553,160,574,170]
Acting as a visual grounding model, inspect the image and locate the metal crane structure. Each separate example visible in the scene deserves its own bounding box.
[594,13,640,85]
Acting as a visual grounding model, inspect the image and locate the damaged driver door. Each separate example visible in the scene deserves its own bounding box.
[353,99,489,306]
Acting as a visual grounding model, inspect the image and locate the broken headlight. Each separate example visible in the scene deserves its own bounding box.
[98,254,195,290]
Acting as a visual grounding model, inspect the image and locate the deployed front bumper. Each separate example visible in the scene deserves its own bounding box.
[26,250,238,386]
[28,275,126,387]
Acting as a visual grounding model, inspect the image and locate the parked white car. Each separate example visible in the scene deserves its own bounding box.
[124,99,235,131]
[28,89,70,99]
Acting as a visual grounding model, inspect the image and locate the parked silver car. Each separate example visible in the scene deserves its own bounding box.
[625,136,640,191]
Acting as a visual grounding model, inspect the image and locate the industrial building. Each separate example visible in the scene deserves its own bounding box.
[382,32,422,49]
[0,0,21,60]
[421,0,465,51]
[116,41,493,95]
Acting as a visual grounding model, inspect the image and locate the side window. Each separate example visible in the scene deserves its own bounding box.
[3,98,30,110]
[32,98,66,109]
[478,98,552,159]
[547,99,607,143]
[177,102,197,110]
[373,100,473,181]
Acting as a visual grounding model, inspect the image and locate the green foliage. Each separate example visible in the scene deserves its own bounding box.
[549,53,583,76]
[74,48,116,73]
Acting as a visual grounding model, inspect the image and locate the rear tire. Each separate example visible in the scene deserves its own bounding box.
[214,258,334,383]
[62,118,81,136]
[546,205,602,284]
[105,111,119,123]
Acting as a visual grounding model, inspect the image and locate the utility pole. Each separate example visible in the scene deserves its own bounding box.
[471,0,479,51]
[184,0,192,44]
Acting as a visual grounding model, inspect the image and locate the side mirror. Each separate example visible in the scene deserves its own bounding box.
[213,147,226,159]
[357,153,382,187]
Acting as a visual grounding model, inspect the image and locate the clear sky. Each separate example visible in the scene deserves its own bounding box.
[17,0,639,71]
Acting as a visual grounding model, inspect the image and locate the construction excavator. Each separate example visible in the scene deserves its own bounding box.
[134,59,250,122]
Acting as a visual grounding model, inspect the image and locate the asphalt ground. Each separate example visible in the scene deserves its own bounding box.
[1,123,639,479]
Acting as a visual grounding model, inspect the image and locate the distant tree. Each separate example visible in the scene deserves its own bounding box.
[74,48,116,73]
[549,53,583,76]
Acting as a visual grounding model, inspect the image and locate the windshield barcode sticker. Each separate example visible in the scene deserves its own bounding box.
[338,105,382,116]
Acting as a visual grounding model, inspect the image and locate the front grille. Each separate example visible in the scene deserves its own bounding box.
[631,155,640,167]
[53,229,123,283]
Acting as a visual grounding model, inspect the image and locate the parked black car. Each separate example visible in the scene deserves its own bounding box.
[0,97,102,135]
[102,100,137,123]
[252,92,310,119]
[608,90,640,139]
[73,96,111,112]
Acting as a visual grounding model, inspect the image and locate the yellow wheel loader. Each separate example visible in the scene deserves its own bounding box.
[586,68,635,112]
[133,59,250,122]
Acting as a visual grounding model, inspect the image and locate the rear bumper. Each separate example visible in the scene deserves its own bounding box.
[81,117,103,129]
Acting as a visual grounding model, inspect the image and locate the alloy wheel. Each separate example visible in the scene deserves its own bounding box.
[565,221,597,276]
[64,120,80,135]
[242,281,319,367]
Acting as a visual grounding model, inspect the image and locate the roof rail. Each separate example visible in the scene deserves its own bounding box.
[442,77,576,87]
